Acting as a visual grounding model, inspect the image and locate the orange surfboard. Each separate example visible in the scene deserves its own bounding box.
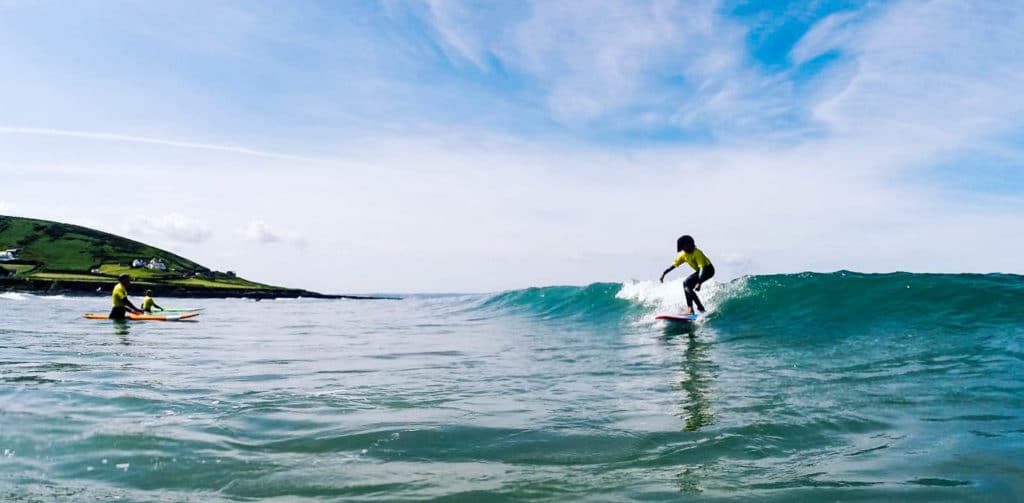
[83,312,201,321]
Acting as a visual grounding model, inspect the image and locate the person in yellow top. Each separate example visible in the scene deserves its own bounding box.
[141,290,163,313]
[659,235,715,315]
[110,274,142,320]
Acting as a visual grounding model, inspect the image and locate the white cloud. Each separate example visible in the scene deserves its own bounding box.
[126,213,212,244]
[243,220,306,247]
[5,125,1024,293]
[244,220,282,244]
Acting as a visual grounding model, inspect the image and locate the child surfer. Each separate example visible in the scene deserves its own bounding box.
[141,290,163,313]
[659,235,715,315]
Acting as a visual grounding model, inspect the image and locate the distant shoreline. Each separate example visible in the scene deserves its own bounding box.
[0,278,400,300]
[0,215,401,301]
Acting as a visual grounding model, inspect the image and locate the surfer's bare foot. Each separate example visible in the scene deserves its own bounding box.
[682,308,694,315]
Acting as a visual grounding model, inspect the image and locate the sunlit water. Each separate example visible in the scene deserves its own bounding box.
[2,273,1023,501]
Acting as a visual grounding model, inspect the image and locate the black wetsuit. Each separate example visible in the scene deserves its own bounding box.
[684,264,715,312]
[109,306,127,320]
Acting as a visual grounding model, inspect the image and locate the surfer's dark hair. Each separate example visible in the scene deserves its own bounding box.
[146,290,153,296]
[677,235,695,252]
[119,274,131,282]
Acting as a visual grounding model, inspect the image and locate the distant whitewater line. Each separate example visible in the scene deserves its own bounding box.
[0,292,69,301]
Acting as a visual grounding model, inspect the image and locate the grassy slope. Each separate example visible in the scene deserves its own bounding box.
[0,216,201,272]
[0,215,282,290]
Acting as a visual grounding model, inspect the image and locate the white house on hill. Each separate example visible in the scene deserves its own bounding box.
[0,248,21,261]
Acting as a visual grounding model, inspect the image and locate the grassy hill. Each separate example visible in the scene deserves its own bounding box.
[0,215,203,272]
[0,215,301,296]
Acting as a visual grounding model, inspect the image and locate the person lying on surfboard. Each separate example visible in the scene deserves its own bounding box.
[659,235,715,315]
[141,290,163,313]
[110,274,143,320]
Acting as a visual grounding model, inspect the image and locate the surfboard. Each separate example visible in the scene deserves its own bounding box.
[155,308,205,313]
[83,312,201,321]
[656,313,699,323]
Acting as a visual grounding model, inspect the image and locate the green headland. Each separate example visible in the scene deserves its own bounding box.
[0,215,351,299]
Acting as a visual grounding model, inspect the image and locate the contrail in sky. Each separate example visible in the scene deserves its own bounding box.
[0,127,322,162]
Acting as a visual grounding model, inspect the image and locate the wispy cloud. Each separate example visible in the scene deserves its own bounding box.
[244,220,281,244]
[422,0,491,69]
[125,213,212,244]
[416,0,806,138]
[243,220,305,247]
[793,1,1024,176]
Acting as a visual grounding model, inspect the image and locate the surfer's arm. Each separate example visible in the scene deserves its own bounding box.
[660,265,676,283]
[153,302,163,311]
[124,299,142,314]
[694,263,713,291]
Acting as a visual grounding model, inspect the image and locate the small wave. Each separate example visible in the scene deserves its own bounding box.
[713,271,1024,326]
[476,283,637,322]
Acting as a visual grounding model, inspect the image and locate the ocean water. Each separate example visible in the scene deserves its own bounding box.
[1,272,1023,502]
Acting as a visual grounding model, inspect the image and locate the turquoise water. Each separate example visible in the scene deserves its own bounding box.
[2,272,1023,501]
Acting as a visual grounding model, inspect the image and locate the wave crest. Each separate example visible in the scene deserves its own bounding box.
[469,272,1024,331]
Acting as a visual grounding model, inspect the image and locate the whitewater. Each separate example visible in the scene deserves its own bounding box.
[1,272,1022,501]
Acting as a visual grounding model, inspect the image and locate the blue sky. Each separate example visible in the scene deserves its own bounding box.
[2,1,1023,292]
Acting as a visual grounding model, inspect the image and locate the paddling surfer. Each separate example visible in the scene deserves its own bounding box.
[110,274,142,320]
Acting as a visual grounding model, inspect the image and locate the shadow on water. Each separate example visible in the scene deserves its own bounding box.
[660,320,697,338]
[112,319,131,342]
[661,325,716,432]
[678,333,716,431]
[657,325,719,495]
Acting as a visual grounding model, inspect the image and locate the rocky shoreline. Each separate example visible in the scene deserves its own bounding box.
[0,278,399,300]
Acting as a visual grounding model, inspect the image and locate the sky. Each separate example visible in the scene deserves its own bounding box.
[2,0,1023,293]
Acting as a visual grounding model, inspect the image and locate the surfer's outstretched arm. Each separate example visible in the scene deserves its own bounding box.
[124,299,142,314]
[660,265,676,283]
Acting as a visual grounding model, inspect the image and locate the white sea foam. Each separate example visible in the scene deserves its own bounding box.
[616,275,747,318]
[1,292,76,302]
[616,278,687,312]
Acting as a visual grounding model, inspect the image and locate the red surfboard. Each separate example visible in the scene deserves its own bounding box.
[655,313,699,323]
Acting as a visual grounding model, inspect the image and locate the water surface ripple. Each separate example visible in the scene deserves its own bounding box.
[1,273,1023,501]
